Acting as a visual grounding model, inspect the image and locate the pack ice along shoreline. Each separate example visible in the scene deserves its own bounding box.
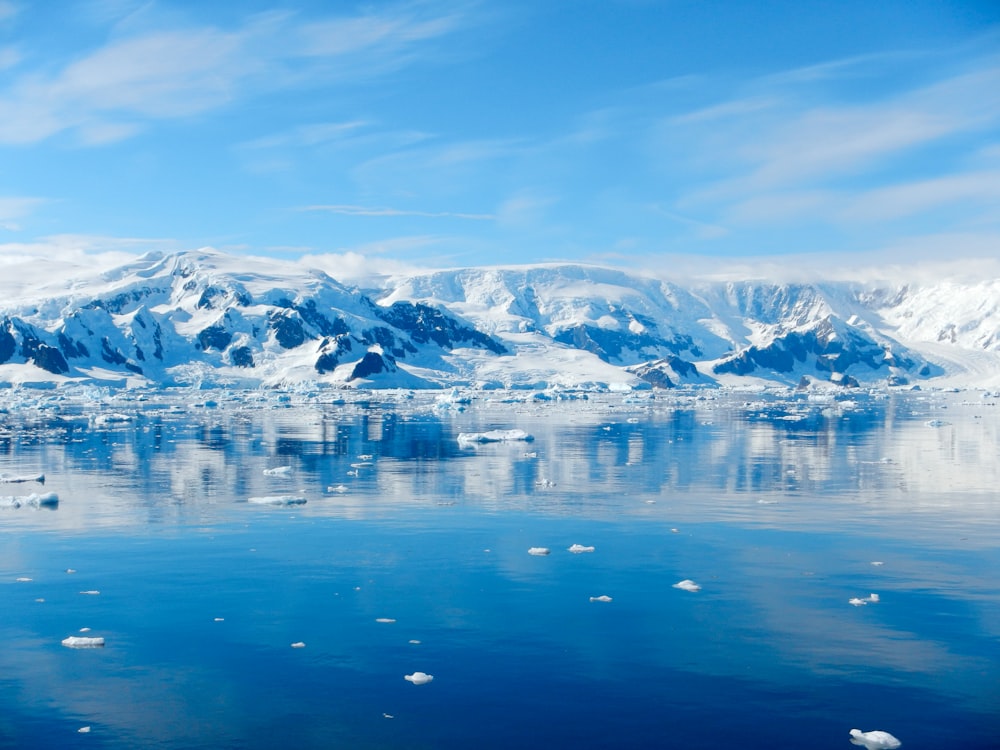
[1,248,998,392]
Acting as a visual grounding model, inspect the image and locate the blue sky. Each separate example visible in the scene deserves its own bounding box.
[1,0,998,272]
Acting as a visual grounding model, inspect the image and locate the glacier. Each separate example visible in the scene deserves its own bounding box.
[0,248,998,391]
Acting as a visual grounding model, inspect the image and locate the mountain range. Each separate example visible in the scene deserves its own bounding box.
[1,249,998,390]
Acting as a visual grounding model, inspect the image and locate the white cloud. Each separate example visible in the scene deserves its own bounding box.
[302,204,493,221]
[841,171,1000,222]
[0,196,44,229]
[0,4,468,145]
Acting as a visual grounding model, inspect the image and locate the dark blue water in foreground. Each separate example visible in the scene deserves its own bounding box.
[1,391,998,749]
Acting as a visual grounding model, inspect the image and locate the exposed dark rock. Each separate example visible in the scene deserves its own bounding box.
[269,310,309,349]
[553,324,695,364]
[198,325,233,351]
[349,351,397,380]
[101,338,128,365]
[375,301,507,354]
[0,324,17,364]
[230,345,254,368]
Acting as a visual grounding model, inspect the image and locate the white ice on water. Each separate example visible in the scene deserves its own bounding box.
[404,671,434,685]
[849,593,880,606]
[263,466,292,476]
[568,544,595,553]
[589,595,613,602]
[849,728,901,749]
[673,579,701,592]
[0,473,44,484]
[247,495,307,506]
[457,429,534,444]
[93,413,132,426]
[1,492,59,509]
[62,636,105,648]
[528,547,550,556]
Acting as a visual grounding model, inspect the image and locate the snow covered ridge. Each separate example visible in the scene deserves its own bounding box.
[0,248,998,390]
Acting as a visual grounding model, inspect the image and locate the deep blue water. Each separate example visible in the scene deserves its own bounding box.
[1,390,998,749]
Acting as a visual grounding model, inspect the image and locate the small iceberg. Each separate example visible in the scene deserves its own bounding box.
[528,547,550,556]
[62,635,105,648]
[93,413,132,426]
[589,595,612,602]
[457,429,534,445]
[247,495,307,506]
[78,726,91,733]
[404,671,434,685]
[290,642,306,648]
[263,466,292,476]
[849,728,901,749]
[375,618,396,623]
[0,473,44,484]
[79,590,100,596]
[568,544,595,553]
[1,492,59,509]
[673,579,701,592]
[849,593,880,606]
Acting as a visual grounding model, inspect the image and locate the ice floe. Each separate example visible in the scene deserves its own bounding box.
[404,671,434,685]
[0,472,44,484]
[568,544,595,553]
[589,595,613,602]
[457,429,534,445]
[78,726,91,733]
[263,466,292,476]
[673,579,701,592]
[849,728,901,749]
[849,593,880,606]
[61,636,105,648]
[528,547,550,556]
[247,495,307,506]
[93,413,132,426]
[1,492,59,509]
[291,641,306,648]
[375,618,396,623]
[79,590,100,595]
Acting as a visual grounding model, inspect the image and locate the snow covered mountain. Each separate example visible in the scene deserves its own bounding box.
[1,249,998,390]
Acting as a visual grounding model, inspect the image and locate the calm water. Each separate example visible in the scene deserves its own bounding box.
[1,390,998,749]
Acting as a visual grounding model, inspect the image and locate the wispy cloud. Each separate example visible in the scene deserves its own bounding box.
[0,3,469,145]
[0,195,44,230]
[302,204,494,221]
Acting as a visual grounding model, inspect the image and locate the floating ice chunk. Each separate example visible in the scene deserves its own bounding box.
[78,726,91,733]
[673,579,701,592]
[404,671,434,685]
[457,429,534,445]
[93,413,132,426]
[589,595,613,602]
[924,419,950,427]
[0,472,45,484]
[670,528,679,533]
[1,492,59,509]
[62,636,105,648]
[568,544,595,553]
[871,561,884,566]
[16,577,32,582]
[327,484,349,493]
[850,593,880,606]
[528,547,550,556]
[849,728,901,749]
[409,640,421,645]
[263,466,292,476]
[79,590,100,595]
[214,618,224,622]
[247,495,307,506]
[66,569,77,574]
[375,618,396,623]
[350,462,373,468]
[291,642,306,648]
[383,713,394,719]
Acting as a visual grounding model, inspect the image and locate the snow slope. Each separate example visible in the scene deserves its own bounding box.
[1,250,998,390]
